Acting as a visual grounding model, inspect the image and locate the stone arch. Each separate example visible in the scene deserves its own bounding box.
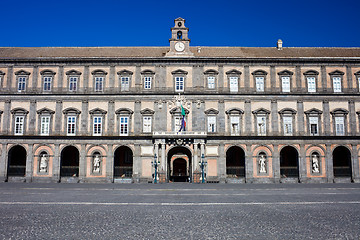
[280,145,299,179]
[114,146,133,178]
[167,146,192,182]
[60,145,80,178]
[226,146,245,178]
[7,145,27,177]
[333,146,352,178]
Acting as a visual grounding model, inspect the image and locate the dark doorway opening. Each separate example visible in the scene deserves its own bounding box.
[7,145,27,177]
[168,146,191,182]
[226,146,245,178]
[280,146,299,178]
[333,146,352,178]
[114,146,133,178]
[60,146,79,177]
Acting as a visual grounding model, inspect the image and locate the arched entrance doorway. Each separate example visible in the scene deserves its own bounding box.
[226,146,245,178]
[280,146,299,179]
[60,146,79,177]
[333,146,352,178]
[114,146,133,178]
[7,145,27,177]
[168,146,192,182]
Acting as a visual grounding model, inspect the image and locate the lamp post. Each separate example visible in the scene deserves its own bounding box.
[151,154,160,184]
[199,153,207,183]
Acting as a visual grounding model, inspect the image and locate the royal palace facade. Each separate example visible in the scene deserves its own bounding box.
[1,18,360,184]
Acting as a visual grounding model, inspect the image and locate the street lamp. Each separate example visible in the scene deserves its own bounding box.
[199,153,207,183]
[151,154,160,184]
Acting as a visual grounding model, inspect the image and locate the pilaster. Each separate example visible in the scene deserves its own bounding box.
[271,100,278,135]
[295,66,301,92]
[106,144,114,182]
[273,144,280,182]
[348,100,356,136]
[32,66,38,92]
[78,144,86,182]
[298,144,307,183]
[297,100,304,136]
[218,143,225,183]
[325,143,333,183]
[245,143,253,183]
[25,144,34,182]
[109,65,115,92]
[107,100,115,135]
[133,144,141,182]
[270,66,276,92]
[244,66,250,92]
[321,66,327,92]
[135,65,141,91]
[244,100,252,135]
[346,66,353,93]
[81,100,89,135]
[57,66,63,92]
[0,144,8,182]
[52,144,60,182]
[134,100,141,134]
[323,100,330,136]
[2,100,11,135]
[28,100,37,135]
[218,65,224,93]
[6,66,13,91]
[351,144,360,182]
[55,100,63,135]
[218,99,225,134]
[83,66,89,93]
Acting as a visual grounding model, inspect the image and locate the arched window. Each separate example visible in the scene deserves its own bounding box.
[177,31,182,39]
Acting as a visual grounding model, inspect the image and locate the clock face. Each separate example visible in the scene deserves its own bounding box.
[175,42,185,52]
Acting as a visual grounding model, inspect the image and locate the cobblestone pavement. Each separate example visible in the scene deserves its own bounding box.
[0,183,359,240]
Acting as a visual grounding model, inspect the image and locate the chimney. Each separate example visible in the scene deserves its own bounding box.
[277,39,283,50]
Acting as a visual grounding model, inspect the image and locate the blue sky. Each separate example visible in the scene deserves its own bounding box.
[1,0,359,47]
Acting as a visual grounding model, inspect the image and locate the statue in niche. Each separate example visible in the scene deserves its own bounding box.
[39,154,48,173]
[93,155,101,173]
[259,154,267,173]
[312,154,320,173]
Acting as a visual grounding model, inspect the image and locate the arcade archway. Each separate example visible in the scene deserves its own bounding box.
[7,145,27,177]
[60,146,79,177]
[226,146,245,178]
[168,146,192,182]
[114,146,133,178]
[333,146,352,178]
[280,146,299,179]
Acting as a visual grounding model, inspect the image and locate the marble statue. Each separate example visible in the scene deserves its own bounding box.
[312,154,320,173]
[93,155,101,173]
[259,154,267,173]
[39,155,48,173]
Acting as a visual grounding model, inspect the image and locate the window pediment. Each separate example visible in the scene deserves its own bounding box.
[170,107,189,115]
[204,108,219,115]
[15,70,30,76]
[62,107,81,115]
[304,108,323,115]
[140,108,155,115]
[11,107,29,115]
[278,108,297,115]
[36,107,55,115]
[40,69,56,75]
[89,108,107,115]
[141,69,155,75]
[251,70,268,76]
[204,69,219,75]
[115,108,134,115]
[117,70,133,75]
[329,70,344,76]
[225,108,244,115]
[171,69,188,75]
[278,70,294,76]
[226,69,242,75]
[330,108,349,116]
[66,69,82,75]
[303,70,319,76]
[252,108,270,115]
[91,69,108,75]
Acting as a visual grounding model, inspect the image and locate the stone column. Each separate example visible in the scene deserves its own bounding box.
[245,143,253,183]
[346,66,353,93]
[295,66,301,93]
[106,144,114,182]
[297,100,305,136]
[218,143,226,183]
[107,100,115,135]
[218,99,225,134]
[133,144,141,182]
[52,144,61,182]
[83,66,89,93]
[81,100,89,136]
[28,100,37,135]
[244,100,252,135]
[323,100,330,136]
[348,100,356,136]
[57,66,63,93]
[2,100,11,135]
[351,144,360,183]
[325,143,333,183]
[79,144,86,182]
[135,65,141,91]
[218,65,224,93]
[6,66,13,91]
[298,144,307,183]
[134,100,141,135]
[25,144,34,182]
[109,66,115,93]
[273,144,280,182]
[55,100,63,135]
[270,66,276,92]
[32,66,38,92]
[0,144,8,182]
[321,66,327,92]
[271,100,278,135]
[244,66,250,92]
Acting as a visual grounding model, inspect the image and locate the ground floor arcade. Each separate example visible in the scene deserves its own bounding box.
[1,138,360,183]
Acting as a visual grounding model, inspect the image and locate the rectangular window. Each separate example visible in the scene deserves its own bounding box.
[175,77,184,92]
[69,77,78,91]
[307,77,316,93]
[43,77,52,91]
[40,116,50,135]
[281,77,290,92]
[144,77,152,89]
[230,116,240,135]
[18,77,26,92]
[95,77,104,92]
[207,76,215,89]
[67,116,76,136]
[121,77,129,91]
[93,117,102,136]
[207,116,216,132]
[15,116,24,135]
[283,116,293,135]
[333,77,342,93]
[335,116,345,136]
[120,116,129,135]
[255,77,264,92]
[229,77,238,92]
[143,116,152,133]
[309,117,319,136]
[257,116,266,136]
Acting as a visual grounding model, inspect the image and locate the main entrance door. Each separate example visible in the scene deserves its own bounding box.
[168,146,192,182]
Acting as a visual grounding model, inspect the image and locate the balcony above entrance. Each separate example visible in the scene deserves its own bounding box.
[153,131,207,138]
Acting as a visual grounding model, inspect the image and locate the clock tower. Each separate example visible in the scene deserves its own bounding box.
[166,17,194,57]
